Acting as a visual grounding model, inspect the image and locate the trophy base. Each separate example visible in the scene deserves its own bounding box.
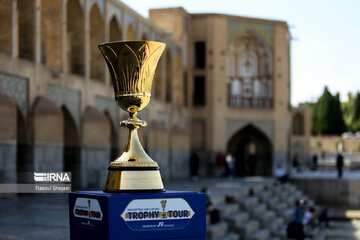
[103,166,165,193]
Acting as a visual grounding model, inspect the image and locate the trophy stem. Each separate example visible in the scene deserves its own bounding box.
[103,112,165,193]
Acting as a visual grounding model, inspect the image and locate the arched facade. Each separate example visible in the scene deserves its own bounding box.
[41,0,62,68]
[90,3,105,80]
[81,106,110,188]
[0,93,17,183]
[67,0,84,75]
[109,16,122,41]
[105,111,119,162]
[32,97,63,172]
[126,23,136,40]
[0,0,12,54]
[227,124,273,176]
[18,0,35,61]
[62,106,81,188]
[227,32,273,108]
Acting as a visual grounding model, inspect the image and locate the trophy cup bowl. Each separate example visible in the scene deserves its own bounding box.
[98,41,166,192]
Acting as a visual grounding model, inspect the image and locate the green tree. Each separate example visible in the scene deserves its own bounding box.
[342,92,360,132]
[312,86,346,135]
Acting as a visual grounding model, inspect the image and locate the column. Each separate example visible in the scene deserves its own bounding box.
[62,0,68,73]
[11,0,18,58]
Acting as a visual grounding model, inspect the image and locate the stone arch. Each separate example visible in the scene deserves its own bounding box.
[16,106,32,182]
[109,16,122,41]
[0,0,12,54]
[18,0,35,60]
[126,23,136,40]
[165,49,172,103]
[32,96,63,171]
[81,106,110,188]
[90,3,105,81]
[105,111,119,162]
[293,112,304,135]
[41,0,62,68]
[227,124,273,176]
[0,93,17,183]
[62,106,81,188]
[67,0,84,75]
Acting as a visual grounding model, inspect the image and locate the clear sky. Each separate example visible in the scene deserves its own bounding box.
[121,0,360,105]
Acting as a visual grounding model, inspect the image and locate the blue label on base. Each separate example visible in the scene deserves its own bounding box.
[121,198,194,231]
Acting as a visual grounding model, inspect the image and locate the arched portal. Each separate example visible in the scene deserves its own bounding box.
[62,106,81,188]
[90,3,105,81]
[32,96,63,172]
[0,94,17,183]
[126,23,136,40]
[105,111,118,162]
[67,0,84,75]
[18,0,35,60]
[109,16,122,41]
[16,107,32,182]
[41,0,62,68]
[82,107,110,188]
[227,124,272,176]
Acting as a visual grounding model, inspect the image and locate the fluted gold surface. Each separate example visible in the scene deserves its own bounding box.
[99,41,165,114]
[98,41,166,193]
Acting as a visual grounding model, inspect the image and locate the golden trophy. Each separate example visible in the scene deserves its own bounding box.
[98,41,166,193]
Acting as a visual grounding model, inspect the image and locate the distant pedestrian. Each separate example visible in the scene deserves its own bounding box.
[336,152,344,178]
[312,154,318,171]
[292,154,300,172]
[190,152,200,181]
[318,208,329,227]
[201,188,221,224]
[275,164,288,183]
[225,153,235,178]
[215,152,225,177]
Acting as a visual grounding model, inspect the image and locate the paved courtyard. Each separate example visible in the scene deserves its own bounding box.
[0,194,69,240]
[1,177,360,240]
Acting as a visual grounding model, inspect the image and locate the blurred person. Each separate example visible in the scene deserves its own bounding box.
[292,154,300,172]
[215,152,225,177]
[321,151,326,160]
[275,164,288,183]
[303,207,317,227]
[287,200,305,240]
[225,153,235,178]
[190,152,200,181]
[336,152,344,178]
[312,154,318,171]
[318,208,329,228]
[201,187,220,224]
[247,142,256,176]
